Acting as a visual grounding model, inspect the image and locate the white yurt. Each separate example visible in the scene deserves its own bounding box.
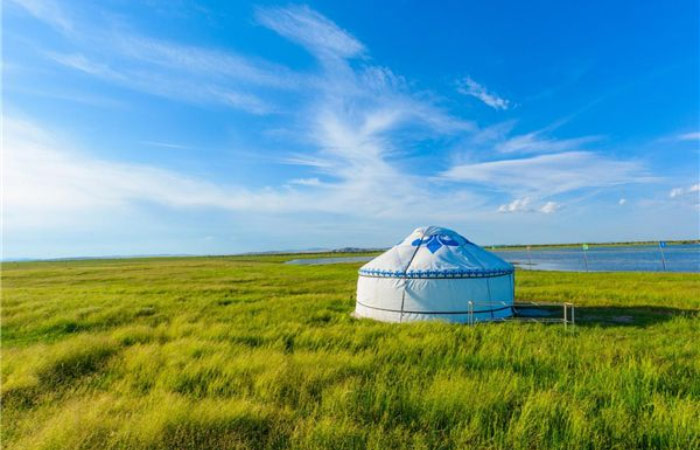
[355,226,515,323]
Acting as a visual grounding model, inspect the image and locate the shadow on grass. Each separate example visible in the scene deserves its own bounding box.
[514,305,698,328]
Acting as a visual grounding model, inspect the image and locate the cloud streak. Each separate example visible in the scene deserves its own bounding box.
[669,183,700,198]
[678,132,700,141]
[47,51,275,114]
[255,5,365,59]
[457,76,510,110]
[7,0,73,33]
[495,132,602,154]
[497,197,560,214]
[4,115,484,229]
[442,151,653,196]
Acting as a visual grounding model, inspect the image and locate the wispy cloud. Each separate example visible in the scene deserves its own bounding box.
[457,76,510,110]
[47,53,126,80]
[539,201,560,214]
[442,151,653,196]
[668,183,700,211]
[5,2,662,242]
[288,177,322,186]
[669,183,700,198]
[111,35,301,89]
[3,118,275,222]
[495,132,602,154]
[678,132,700,141]
[255,5,365,60]
[4,115,483,229]
[498,197,531,213]
[140,141,193,150]
[15,0,298,114]
[497,197,560,214]
[47,51,273,114]
[7,0,73,33]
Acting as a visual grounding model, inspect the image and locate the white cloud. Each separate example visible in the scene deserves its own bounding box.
[539,201,559,214]
[495,132,602,154]
[678,132,700,141]
[20,1,302,114]
[255,5,365,60]
[289,177,322,186]
[7,0,73,33]
[457,76,510,110]
[618,198,627,205]
[497,197,560,214]
[48,52,273,114]
[2,118,287,226]
[442,151,653,196]
[47,53,123,79]
[498,197,531,213]
[111,35,300,89]
[33,3,475,124]
[669,188,684,198]
[140,141,192,150]
[670,183,700,198]
[11,0,293,98]
[5,3,662,243]
[3,115,485,229]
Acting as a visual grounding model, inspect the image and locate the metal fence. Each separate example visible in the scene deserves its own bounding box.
[464,300,575,329]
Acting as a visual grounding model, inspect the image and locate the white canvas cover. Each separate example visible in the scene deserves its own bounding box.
[355,226,515,323]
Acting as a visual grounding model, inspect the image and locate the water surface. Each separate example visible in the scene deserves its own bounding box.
[286,256,374,266]
[494,244,699,272]
[286,244,700,272]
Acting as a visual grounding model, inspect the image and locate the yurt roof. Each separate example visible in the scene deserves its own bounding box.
[359,226,513,279]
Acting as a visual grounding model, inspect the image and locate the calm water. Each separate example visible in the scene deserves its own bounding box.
[286,256,375,266]
[494,244,700,272]
[286,244,700,272]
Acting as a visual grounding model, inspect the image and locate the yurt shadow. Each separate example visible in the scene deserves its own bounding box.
[559,305,697,328]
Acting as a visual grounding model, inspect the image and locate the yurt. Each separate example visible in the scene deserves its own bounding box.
[355,226,515,323]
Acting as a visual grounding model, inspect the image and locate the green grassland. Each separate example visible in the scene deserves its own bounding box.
[1,255,699,449]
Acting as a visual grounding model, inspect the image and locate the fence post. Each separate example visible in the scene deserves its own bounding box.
[659,241,667,271]
[563,303,568,329]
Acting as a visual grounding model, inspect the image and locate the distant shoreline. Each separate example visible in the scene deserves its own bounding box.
[487,240,700,251]
[2,240,698,263]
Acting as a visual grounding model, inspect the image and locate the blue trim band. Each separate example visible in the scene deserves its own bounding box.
[356,300,513,315]
[358,267,513,279]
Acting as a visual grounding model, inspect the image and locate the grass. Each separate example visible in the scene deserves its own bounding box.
[1,255,699,449]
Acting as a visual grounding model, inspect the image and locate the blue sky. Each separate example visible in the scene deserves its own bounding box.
[3,0,699,259]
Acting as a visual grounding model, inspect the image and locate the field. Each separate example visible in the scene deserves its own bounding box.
[1,254,699,449]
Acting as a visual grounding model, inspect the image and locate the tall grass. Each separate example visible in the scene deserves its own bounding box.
[1,256,699,449]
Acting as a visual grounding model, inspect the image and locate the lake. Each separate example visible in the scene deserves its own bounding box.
[286,256,376,266]
[494,244,700,272]
[286,244,700,272]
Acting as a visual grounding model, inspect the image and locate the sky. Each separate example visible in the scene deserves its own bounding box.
[3,0,699,259]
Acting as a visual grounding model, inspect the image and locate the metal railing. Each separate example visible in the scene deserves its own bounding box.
[509,300,575,330]
[462,300,575,329]
[465,300,512,326]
